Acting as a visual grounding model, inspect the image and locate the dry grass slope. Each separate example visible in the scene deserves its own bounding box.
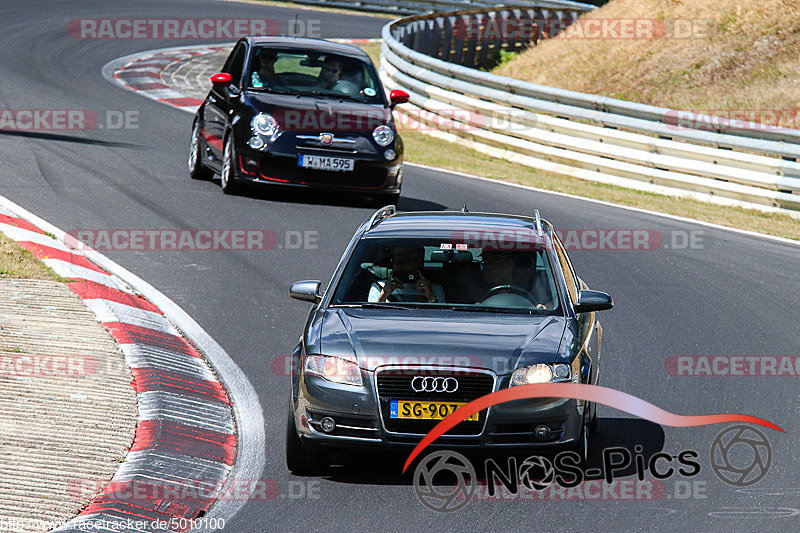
[0,233,62,280]
[495,0,800,126]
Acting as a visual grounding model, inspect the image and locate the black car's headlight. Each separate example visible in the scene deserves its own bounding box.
[372,125,394,146]
[251,112,279,137]
[510,363,572,386]
[305,355,362,386]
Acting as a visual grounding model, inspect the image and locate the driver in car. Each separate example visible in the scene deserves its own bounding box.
[368,246,444,303]
[315,56,360,95]
[480,251,548,309]
[316,56,342,90]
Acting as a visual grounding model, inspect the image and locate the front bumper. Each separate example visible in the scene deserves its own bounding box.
[292,367,585,451]
[233,135,403,193]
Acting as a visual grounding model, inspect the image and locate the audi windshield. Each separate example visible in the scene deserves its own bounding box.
[330,238,561,313]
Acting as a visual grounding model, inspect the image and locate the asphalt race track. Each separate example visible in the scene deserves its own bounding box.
[1,1,799,531]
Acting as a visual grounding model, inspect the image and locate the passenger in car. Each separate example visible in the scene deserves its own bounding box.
[251,49,279,88]
[368,246,445,303]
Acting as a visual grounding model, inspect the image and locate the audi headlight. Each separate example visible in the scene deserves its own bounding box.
[510,363,571,386]
[251,112,279,137]
[304,355,362,386]
[372,125,394,146]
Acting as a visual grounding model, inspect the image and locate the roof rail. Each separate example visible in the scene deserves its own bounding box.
[367,205,396,230]
[534,209,543,237]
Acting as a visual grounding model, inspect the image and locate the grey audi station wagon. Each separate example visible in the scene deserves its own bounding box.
[286,206,613,474]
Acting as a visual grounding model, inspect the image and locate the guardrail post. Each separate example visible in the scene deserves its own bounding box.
[463,13,479,68]
[441,15,454,62]
[567,10,581,25]
[500,9,519,56]
[430,17,444,59]
[524,8,540,45]
[538,8,556,39]
[477,11,495,68]
[553,10,569,38]
[421,19,434,56]
[452,14,469,65]
[397,24,413,48]
[411,20,425,52]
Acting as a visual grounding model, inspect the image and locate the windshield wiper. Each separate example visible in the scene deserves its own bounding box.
[248,86,293,94]
[443,305,535,314]
[330,93,368,103]
[296,90,367,103]
[332,303,417,311]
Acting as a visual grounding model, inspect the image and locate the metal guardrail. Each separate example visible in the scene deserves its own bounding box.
[379,4,800,212]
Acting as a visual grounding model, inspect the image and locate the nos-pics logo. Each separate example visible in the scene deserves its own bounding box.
[413,424,773,512]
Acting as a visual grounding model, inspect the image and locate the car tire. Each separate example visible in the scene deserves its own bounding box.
[220,135,241,195]
[188,120,213,180]
[587,370,599,432]
[285,404,328,475]
[587,401,598,433]
[569,417,590,469]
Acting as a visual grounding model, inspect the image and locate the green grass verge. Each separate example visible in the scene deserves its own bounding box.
[0,233,65,280]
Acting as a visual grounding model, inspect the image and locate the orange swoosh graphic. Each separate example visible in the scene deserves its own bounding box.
[403,383,783,473]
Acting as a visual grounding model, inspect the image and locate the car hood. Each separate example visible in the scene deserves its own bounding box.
[311,308,568,375]
[245,92,391,129]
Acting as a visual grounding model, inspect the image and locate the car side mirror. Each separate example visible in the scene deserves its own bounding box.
[211,72,233,87]
[573,289,613,314]
[389,89,409,108]
[290,280,322,303]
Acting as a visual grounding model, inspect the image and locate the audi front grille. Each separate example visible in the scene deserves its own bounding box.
[374,367,495,436]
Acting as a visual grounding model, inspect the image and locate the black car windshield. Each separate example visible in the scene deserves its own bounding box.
[331,238,561,313]
[247,47,384,104]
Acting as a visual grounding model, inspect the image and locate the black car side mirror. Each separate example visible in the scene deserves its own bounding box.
[290,280,323,303]
[573,289,613,314]
[210,73,232,87]
[389,89,409,109]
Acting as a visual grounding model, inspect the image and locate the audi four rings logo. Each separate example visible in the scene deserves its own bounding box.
[412,376,459,393]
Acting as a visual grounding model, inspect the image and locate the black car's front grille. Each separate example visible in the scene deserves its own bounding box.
[259,154,388,189]
[376,369,494,436]
[295,143,357,154]
[376,372,494,403]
